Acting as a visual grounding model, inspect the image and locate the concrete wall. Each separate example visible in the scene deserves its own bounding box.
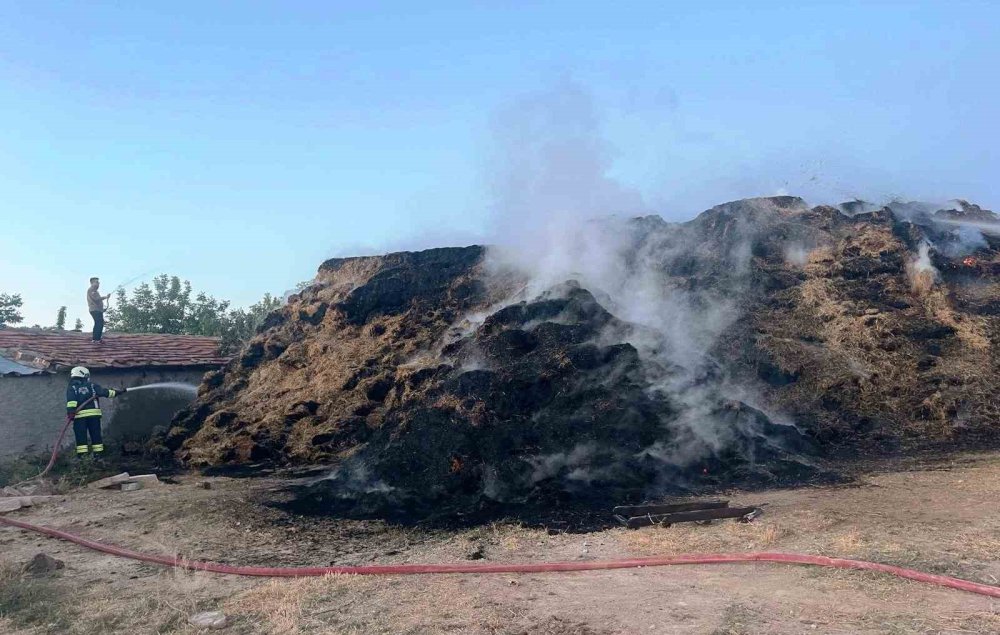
[0,367,211,458]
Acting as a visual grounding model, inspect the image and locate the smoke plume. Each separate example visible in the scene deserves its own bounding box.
[477,83,795,477]
[907,241,940,295]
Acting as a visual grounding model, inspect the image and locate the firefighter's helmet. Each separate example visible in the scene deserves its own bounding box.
[70,366,90,379]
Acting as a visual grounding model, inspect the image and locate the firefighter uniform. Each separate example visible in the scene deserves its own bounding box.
[66,371,124,457]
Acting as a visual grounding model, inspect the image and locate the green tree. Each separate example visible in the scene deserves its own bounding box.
[106,275,282,353]
[183,292,232,337]
[0,292,23,328]
[220,293,283,352]
[107,275,193,334]
[74,318,84,331]
[55,306,67,330]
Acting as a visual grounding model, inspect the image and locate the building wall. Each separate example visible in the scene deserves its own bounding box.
[0,367,211,458]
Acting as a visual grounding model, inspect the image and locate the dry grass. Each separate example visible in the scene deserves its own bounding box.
[432,393,464,410]
[458,521,534,558]
[484,521,532,553]
[67,589,191,634]
[856,607,1000,635]
[829,526,866,554]
[619,518,791,556]
[226,577,319,634]
[480,602,530,635]
[504,616,611,635]
[0,560,71,633]
[806,244,835,265]
[754,222,1000,441]
[848,225,899,258]
[222,573,523,635]
[181,257,505,465]
[2,455,999,634]
[710,602,758,635]
[949,530,1000,563]
[923,285,991,350]
[0,564,182,634]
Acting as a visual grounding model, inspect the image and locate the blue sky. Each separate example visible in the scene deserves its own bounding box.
[2,2,998,326]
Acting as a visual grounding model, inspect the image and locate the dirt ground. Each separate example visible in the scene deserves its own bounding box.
[1,452,998,634]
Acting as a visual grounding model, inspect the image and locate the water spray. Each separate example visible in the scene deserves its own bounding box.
[10,382,198,486]
[124,382,198,396]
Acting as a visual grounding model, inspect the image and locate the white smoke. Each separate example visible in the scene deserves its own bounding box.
[479,83,789,471]
[946,224,988,256]
[528,443,599,482]
[935,216,991,258]
[887,200,994,258]
[313,463,394,495]
[914,241,936,273]
[937,217,1000,236]
[483,84,744,371]
[784,243,811,267]
[485,81,648,241]
[907,241,940,294]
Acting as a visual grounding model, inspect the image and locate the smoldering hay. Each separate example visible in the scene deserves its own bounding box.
[164,196,1000,518]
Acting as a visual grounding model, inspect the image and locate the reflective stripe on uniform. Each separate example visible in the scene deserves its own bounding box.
[66,400,79,408]
[76,445,89,454]
[107,389,116,398]
[75,408,102,418]
[91,444,104,452]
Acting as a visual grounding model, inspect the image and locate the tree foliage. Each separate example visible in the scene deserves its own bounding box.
[0,292,23,328]
[106,275,282,353]
[55,306,67,330]
[74,318,84,331]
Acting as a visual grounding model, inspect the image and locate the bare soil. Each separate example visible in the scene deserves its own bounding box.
[1,452,998,634]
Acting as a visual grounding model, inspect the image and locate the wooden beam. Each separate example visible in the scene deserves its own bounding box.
[613,499,729,518]
[0,499,22,513]
[88,472,131,489]
[625,506,758,529]
[127,475,161,487]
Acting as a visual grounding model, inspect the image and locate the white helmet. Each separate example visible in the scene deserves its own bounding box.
[70,366,90,379]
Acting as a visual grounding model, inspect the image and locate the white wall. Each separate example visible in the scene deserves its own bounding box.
[0,367,212,458]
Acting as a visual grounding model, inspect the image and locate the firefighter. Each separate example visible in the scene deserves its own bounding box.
[66,366,127,459]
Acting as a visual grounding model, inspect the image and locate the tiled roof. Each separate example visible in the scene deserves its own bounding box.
[0,329,231,371]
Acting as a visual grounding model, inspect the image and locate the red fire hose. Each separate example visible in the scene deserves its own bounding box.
[0,516,997,598]
[4,398,997,598]
[29,395,98,481]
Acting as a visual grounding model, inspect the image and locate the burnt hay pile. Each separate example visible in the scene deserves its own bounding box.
[167,196,1000,518]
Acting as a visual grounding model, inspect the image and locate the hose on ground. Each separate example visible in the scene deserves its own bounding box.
[38,417,75,478]
[1,516,998,598]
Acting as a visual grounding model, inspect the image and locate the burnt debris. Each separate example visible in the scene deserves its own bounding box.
[168,197,1000,520]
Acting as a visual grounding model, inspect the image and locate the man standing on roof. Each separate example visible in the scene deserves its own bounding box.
[66,366,126,460]
[87,277,111,343]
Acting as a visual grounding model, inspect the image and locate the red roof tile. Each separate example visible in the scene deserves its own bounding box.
[0,329,231,371]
